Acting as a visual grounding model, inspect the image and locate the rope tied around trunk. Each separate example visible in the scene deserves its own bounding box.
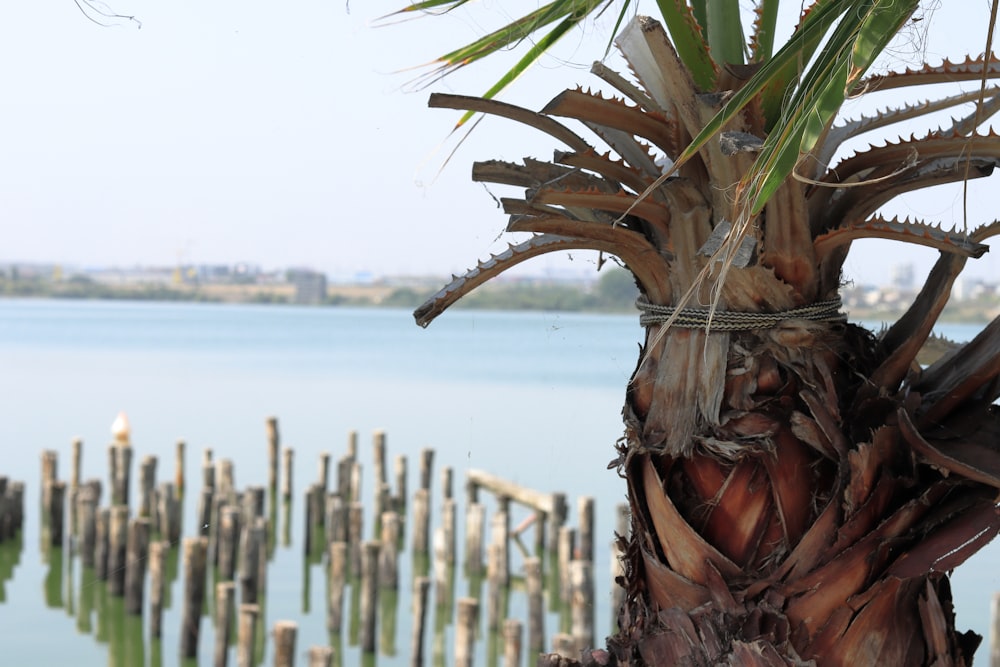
[636,295,845,331]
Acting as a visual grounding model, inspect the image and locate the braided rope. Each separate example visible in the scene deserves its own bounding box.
[636,295,845,331]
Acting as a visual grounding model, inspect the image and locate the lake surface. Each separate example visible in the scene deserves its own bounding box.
[0,298,996,665]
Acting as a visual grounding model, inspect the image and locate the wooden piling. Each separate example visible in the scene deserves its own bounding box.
[373,429,387,490]
[198,487,214,538]
[237,604,260,667]
[455,597,479,667]
[307,646,333,667]
[350,461,362,504]
[491,510,509,587]
[217,458,235,500]
[393,454,407,514]
[214,581,236,667]
[525,556,545,656]
[180,537,209,658]
[267,416,280,491]
[443,498,457,566]
[48,480,66,547]
[95,507,110,580]
[336,455,353,506]
[551,633,576,658]
[412,488,430,556]
[107,444,118,505]
[158,482,180,544]
[348,502,364,575]
[411,576,431,667]
[360,541,380,653]
[441,466,453,501]
[282,447,294,501]
[108,504,129,595]
[71,437,82,490]
[433,527,450,608]
[149,540,168,638]
[318,452,331,492]
[274,620,298,667]
[419,448,434,492]
[346,429,358,459]
[124,517,151,614]
[503,618,523,667]
[549,492,568,554]
[486,543,503,631]
[117,444,133,507]
[569,559,594,651]
[240,516,263,605]
[325,493,347,546]
[465,503,485,577]
[41,449,58,516]
[139,455,157,518]
[380,511,400,590]
[577,496,594,562]
[175,439,186,493]
[219,506,241,581]
[327,541,347,634]
[78,486,98,568]
[557,527,576,604]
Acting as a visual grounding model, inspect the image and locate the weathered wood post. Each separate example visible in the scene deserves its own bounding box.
[48,480,66,547]
[557,527,576,604]
[549,492,568,554]
[419,448,434,493]
[380,511,400,590]
[281,447,294,502]
[525,556,545,656]
[327,541,348,634]
[107,444,119,505]
[393,454,407,514]
[175,439,186,494]
[373,429,387,491]
[360,541,380,653]
[411,576,431,667]
[307,646,333,667]
[149,540,168,638]
[569,559,594,652]
[274,620,298,667]
[503,618,523,667]
[40,449,58,522]
[108,505,129,595]
[455,597,479,667]
[124,517,151,614]
[139,455,157,518]
[95,507,110,580]
[117,443,134,508]
[214,581,236,667]
[237,603,260,667]
[71,437,82,491]
[412,488,431,557]
[219,506,241,581]
[78,486,98,568]
[465,502,485,577]
[318,452,331,494]
[442,498,457,566]
[441,466,453,501]
[240,516,263,605]
[577,496,594,562]
[491,509,510,587]
[349,502,364,575]
[266,416,280,491]
[180,537,209,658]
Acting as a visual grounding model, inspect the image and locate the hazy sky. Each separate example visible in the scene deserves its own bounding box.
[2,1,998,287]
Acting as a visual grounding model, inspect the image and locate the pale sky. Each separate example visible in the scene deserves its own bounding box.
[1,1,998,287]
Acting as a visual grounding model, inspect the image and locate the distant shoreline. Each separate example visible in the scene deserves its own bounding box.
[1,279,997,326]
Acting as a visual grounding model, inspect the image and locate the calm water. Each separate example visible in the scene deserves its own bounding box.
[0,298,996,665]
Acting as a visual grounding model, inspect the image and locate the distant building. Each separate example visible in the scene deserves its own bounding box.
[890,263,914,290]
[288,269,328,305]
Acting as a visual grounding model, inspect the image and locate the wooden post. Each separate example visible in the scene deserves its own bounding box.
[307,646,333,667]
[394,454,407,514]
[240,517,263,605]
[443,498,457,565]
[198,487,214,540]
[139,455,157,518]
[175,439,185,493]
[118,443,133,507]
[274,621,298,667]
[360,541,380,653]
[327,541,347,634]
[348,502,364,576]
[551,634,576,658]
[303,485,315,557]
[95,507,110,580]
[441,466,453,501]
[465,503,485,577]
[237,604,260,667]
[991,591,1000,667]
[326,493,347,545]
[557,527,576,604]
[455,597,479,667]
[380,511,400,590]
[282,447,294,501]
[219,506,241,581]
[336,456,353,507]
[108,504,129,595]
[180,537,209,658]
[214,581,236,667]
[149,540,168,638]
[569,559,594,651]
[124,517,151,614]
[266,416,280,491]
[346,429,358,459]
[78,486,98,568]
[549,493,568,554]
[412,488,431,556]
[318,452,331,492]
[411,576,431,667]
[491,510,509,587]
[503,618,523,667]
[158,482,180,544]
[48,480,66,547]
[577,496,594,562]
[71,437,82,490]
[217,459,235,500]
[433,527,450,608]
[107,444,118,505]
[419,448,434,492]
[350,462,362,503]
[486,543,503,631]
[525,557,545,656]
[373,430,387,490]
[40,449,58,525]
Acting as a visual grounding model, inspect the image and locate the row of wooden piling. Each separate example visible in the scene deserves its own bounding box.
[31,417,624,666]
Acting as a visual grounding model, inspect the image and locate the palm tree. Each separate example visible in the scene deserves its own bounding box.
[392,1,1000,664]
